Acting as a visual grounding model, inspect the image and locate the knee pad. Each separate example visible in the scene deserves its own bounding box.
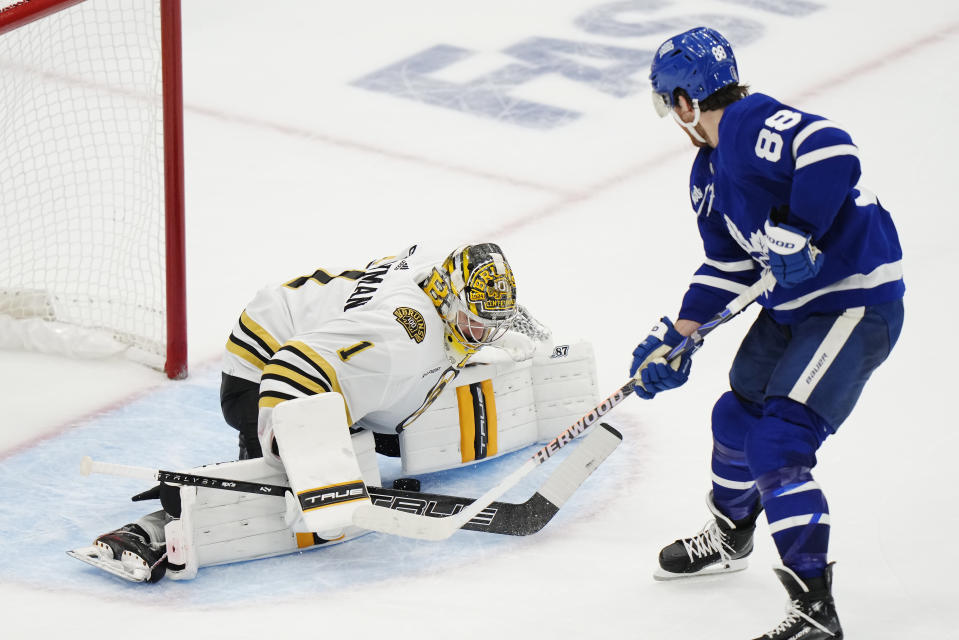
[744,398,827,479]
[711,390,762,451]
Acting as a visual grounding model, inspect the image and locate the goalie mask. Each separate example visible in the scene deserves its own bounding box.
[421,243,518,365]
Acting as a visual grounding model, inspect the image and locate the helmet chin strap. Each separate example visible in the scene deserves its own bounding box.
[671,98,708,144]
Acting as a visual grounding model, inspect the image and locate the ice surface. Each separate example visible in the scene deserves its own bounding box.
[2,1,957,638]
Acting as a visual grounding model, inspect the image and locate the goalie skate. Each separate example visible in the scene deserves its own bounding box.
[67,523,167,583]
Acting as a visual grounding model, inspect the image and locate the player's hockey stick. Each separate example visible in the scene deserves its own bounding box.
[351,271,776,540]
[79,421,620,537]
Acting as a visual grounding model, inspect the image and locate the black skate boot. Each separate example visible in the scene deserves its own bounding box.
[654,492,761,580]
[753,563,843,639]
[67,513,169,583]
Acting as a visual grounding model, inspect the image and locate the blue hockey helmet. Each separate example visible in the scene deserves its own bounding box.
[649,27,739,117]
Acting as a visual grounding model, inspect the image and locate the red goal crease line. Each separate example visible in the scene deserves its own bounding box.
[792,20,959,103]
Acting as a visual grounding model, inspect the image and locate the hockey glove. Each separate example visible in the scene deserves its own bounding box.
[764,217,824,288]
[629,317,692,400]
[470,330,538,365]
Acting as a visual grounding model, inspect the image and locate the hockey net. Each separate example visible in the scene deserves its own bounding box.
[0,0,187,378]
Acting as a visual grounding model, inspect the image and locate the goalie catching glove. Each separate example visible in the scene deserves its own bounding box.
[630,317,692,399]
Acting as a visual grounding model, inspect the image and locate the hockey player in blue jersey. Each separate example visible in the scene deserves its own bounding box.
[628,27,904,639]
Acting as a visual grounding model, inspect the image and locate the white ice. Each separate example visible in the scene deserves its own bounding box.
[2,1,957,638]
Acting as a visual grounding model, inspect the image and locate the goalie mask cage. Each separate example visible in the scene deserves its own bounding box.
[0,0,187,379]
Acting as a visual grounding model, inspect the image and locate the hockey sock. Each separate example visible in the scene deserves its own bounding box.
[710,391,761,521]
[711,439,759,522]
[745,398,834,578]
[756,465,830,579]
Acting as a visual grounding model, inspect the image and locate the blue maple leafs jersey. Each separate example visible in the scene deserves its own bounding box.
[678,93,904,324]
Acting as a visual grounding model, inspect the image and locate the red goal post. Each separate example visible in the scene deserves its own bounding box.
[0,0,187,379]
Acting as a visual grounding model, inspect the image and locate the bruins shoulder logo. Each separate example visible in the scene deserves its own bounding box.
[393,307,426,343]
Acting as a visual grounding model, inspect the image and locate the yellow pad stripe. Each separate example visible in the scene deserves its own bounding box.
[481,379,498,457]
[456,380,498,463]
[295,532,315,549]
[457,385,476,463]
[296,532,347,548]
[297,479,367,512]
[300,496,368,512]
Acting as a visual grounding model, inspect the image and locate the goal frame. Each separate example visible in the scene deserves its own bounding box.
[0,0,188,379]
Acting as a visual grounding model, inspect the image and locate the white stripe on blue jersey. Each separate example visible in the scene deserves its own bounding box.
[772,261,903,312]
[703,257,755,272]
[791,119,843,159]
[795,144,860,170]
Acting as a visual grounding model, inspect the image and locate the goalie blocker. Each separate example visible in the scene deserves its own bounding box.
[71,341,606,582]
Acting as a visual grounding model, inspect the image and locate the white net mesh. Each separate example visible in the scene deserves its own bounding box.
[0,0,168,367]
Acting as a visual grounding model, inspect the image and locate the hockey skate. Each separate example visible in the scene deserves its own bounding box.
[67,513,169,583]
[753,563,843,639]
[653,492,760,581]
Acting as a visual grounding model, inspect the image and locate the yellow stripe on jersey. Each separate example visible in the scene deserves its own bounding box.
[226,337,266,370]
[276,341,354,424]
[263,361,332,396]
[239,311,281,354]
[259,394,289,409]
[456,379,497,463]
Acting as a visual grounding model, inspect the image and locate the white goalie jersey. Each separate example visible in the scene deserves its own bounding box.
[222,243,599,477]
[223,245,458,432]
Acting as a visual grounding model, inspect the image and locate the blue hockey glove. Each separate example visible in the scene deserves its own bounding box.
[764,218,824,288]
[629,317,692,400]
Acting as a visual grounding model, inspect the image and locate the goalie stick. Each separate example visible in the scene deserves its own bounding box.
[78,421,620,537]
[351,271,776,541]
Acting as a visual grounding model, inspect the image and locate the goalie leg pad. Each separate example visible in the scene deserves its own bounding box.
[272,393,372,535]
[166,429,380,581]
[396,341,599,475]
[531,341,600,441]
[398,360,538,474]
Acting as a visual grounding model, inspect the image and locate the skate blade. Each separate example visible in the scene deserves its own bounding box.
[66,546,150,583]
[653,557,749,581]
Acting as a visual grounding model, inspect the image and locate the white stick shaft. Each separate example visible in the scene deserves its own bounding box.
[728,271,775,315]
[81,456,158,481]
